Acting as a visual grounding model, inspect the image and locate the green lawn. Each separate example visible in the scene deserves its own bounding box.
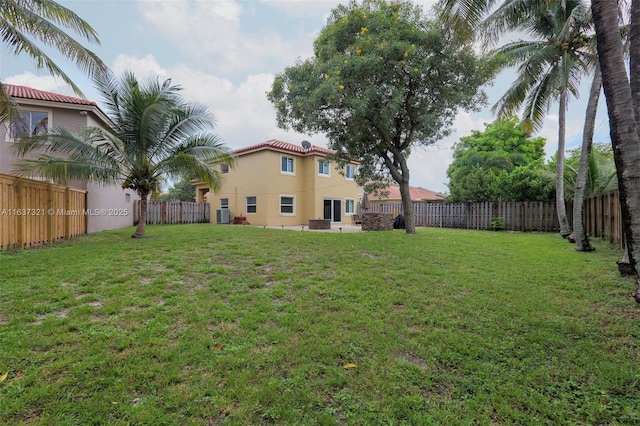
[1,225,639,425]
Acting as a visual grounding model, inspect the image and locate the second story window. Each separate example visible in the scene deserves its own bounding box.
[318,159,330,176]
[220,198,229,209]
[7,110,49,141]
[281,156,294,174]
[345,164,356,180]
[220,163,229,174]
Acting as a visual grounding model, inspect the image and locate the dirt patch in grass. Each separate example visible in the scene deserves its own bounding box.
[397,352,429,369]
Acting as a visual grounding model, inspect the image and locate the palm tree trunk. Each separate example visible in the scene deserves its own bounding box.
[631,0,640,120]
[556,89,571,237]
[573,64,602,252]
[133,192,149,238]
[593,0,640,303]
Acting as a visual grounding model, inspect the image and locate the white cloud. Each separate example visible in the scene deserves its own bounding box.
[111,54,169,80]
[259,0,341,19]
[137,0,314,76]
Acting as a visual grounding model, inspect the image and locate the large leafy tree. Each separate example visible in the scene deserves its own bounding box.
[489,0,593,237]
[156,177,197,202]
[267,0,494,234]
[12,70,234,238]
[447,117,553,202]
[0,0,106,123]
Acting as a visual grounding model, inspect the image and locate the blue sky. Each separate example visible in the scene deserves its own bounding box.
[0,0,611,193]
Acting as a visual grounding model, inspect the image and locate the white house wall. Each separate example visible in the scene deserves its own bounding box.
[86,183,136,233]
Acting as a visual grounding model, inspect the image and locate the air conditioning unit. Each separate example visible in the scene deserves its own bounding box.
[216,208,231,224]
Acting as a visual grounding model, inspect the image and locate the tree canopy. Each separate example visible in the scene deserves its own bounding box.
[268,0,495,233]
[446,117,554,202]
[157,177,197,202]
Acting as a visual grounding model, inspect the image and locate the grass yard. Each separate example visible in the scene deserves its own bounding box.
[0,225,639,425]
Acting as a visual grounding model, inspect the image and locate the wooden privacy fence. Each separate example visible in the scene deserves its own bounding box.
[370,201,559,232]
[582,190,623,245]
[0,173,87,250]
[370,191,625,244]
[133,200,210,225]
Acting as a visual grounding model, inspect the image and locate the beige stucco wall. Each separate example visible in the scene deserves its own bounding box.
[0,102,138,233]
[200,149,361,226]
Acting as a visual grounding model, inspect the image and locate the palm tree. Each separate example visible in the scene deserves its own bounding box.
[592,0,640,302]
[12,70,234,238]
[489,0,592,237]
[440,0,640,302]
[572,62,601,251]
[0,0,106,123]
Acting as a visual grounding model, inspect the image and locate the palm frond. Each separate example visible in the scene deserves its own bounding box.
[0,82,24,125]
[29,0,100,43]
[156,153,227,193]
[12,154,120,186]
[0,0,106,96]
[149,103,218,160]
[437,0,498,42]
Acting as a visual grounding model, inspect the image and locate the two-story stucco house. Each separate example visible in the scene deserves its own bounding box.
[0,84,137,233]
[195,139,361,226]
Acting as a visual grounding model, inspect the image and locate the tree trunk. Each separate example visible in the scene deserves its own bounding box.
[632,0,640,122]
[573,64,602,252]
[593,0,640,303]
[398,178,416,234]
[133,192,149,238]
[556,89,572,237]
[618,242,635,276]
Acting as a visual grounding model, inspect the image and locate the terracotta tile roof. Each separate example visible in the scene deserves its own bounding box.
[233,139,334,156]
[372,185,444,201]
[5,84,97,106]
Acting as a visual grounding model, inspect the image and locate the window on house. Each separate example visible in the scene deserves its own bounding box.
[345,164,356,180]
[125,193,131,203]
[281,156,294,174]
[7,110,49,141]
[246,196,257,214]
[280,196,295,214]
[220,163,229,174]
[345,199,355,215]
[220,198,229,209]
[318,159,330,176]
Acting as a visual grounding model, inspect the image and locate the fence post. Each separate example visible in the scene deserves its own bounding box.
[16,179,24,248]
[64,186,71,240]
[47,182,54,244]
[83,191,88,235]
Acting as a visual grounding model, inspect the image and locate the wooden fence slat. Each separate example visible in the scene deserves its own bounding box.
[133,201,210,225]
[0,173,87,250]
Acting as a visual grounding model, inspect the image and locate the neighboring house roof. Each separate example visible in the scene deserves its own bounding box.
[371,185,444,201]
[234,139,334,157]
[5,84,112,128]
[5,84,97,107]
